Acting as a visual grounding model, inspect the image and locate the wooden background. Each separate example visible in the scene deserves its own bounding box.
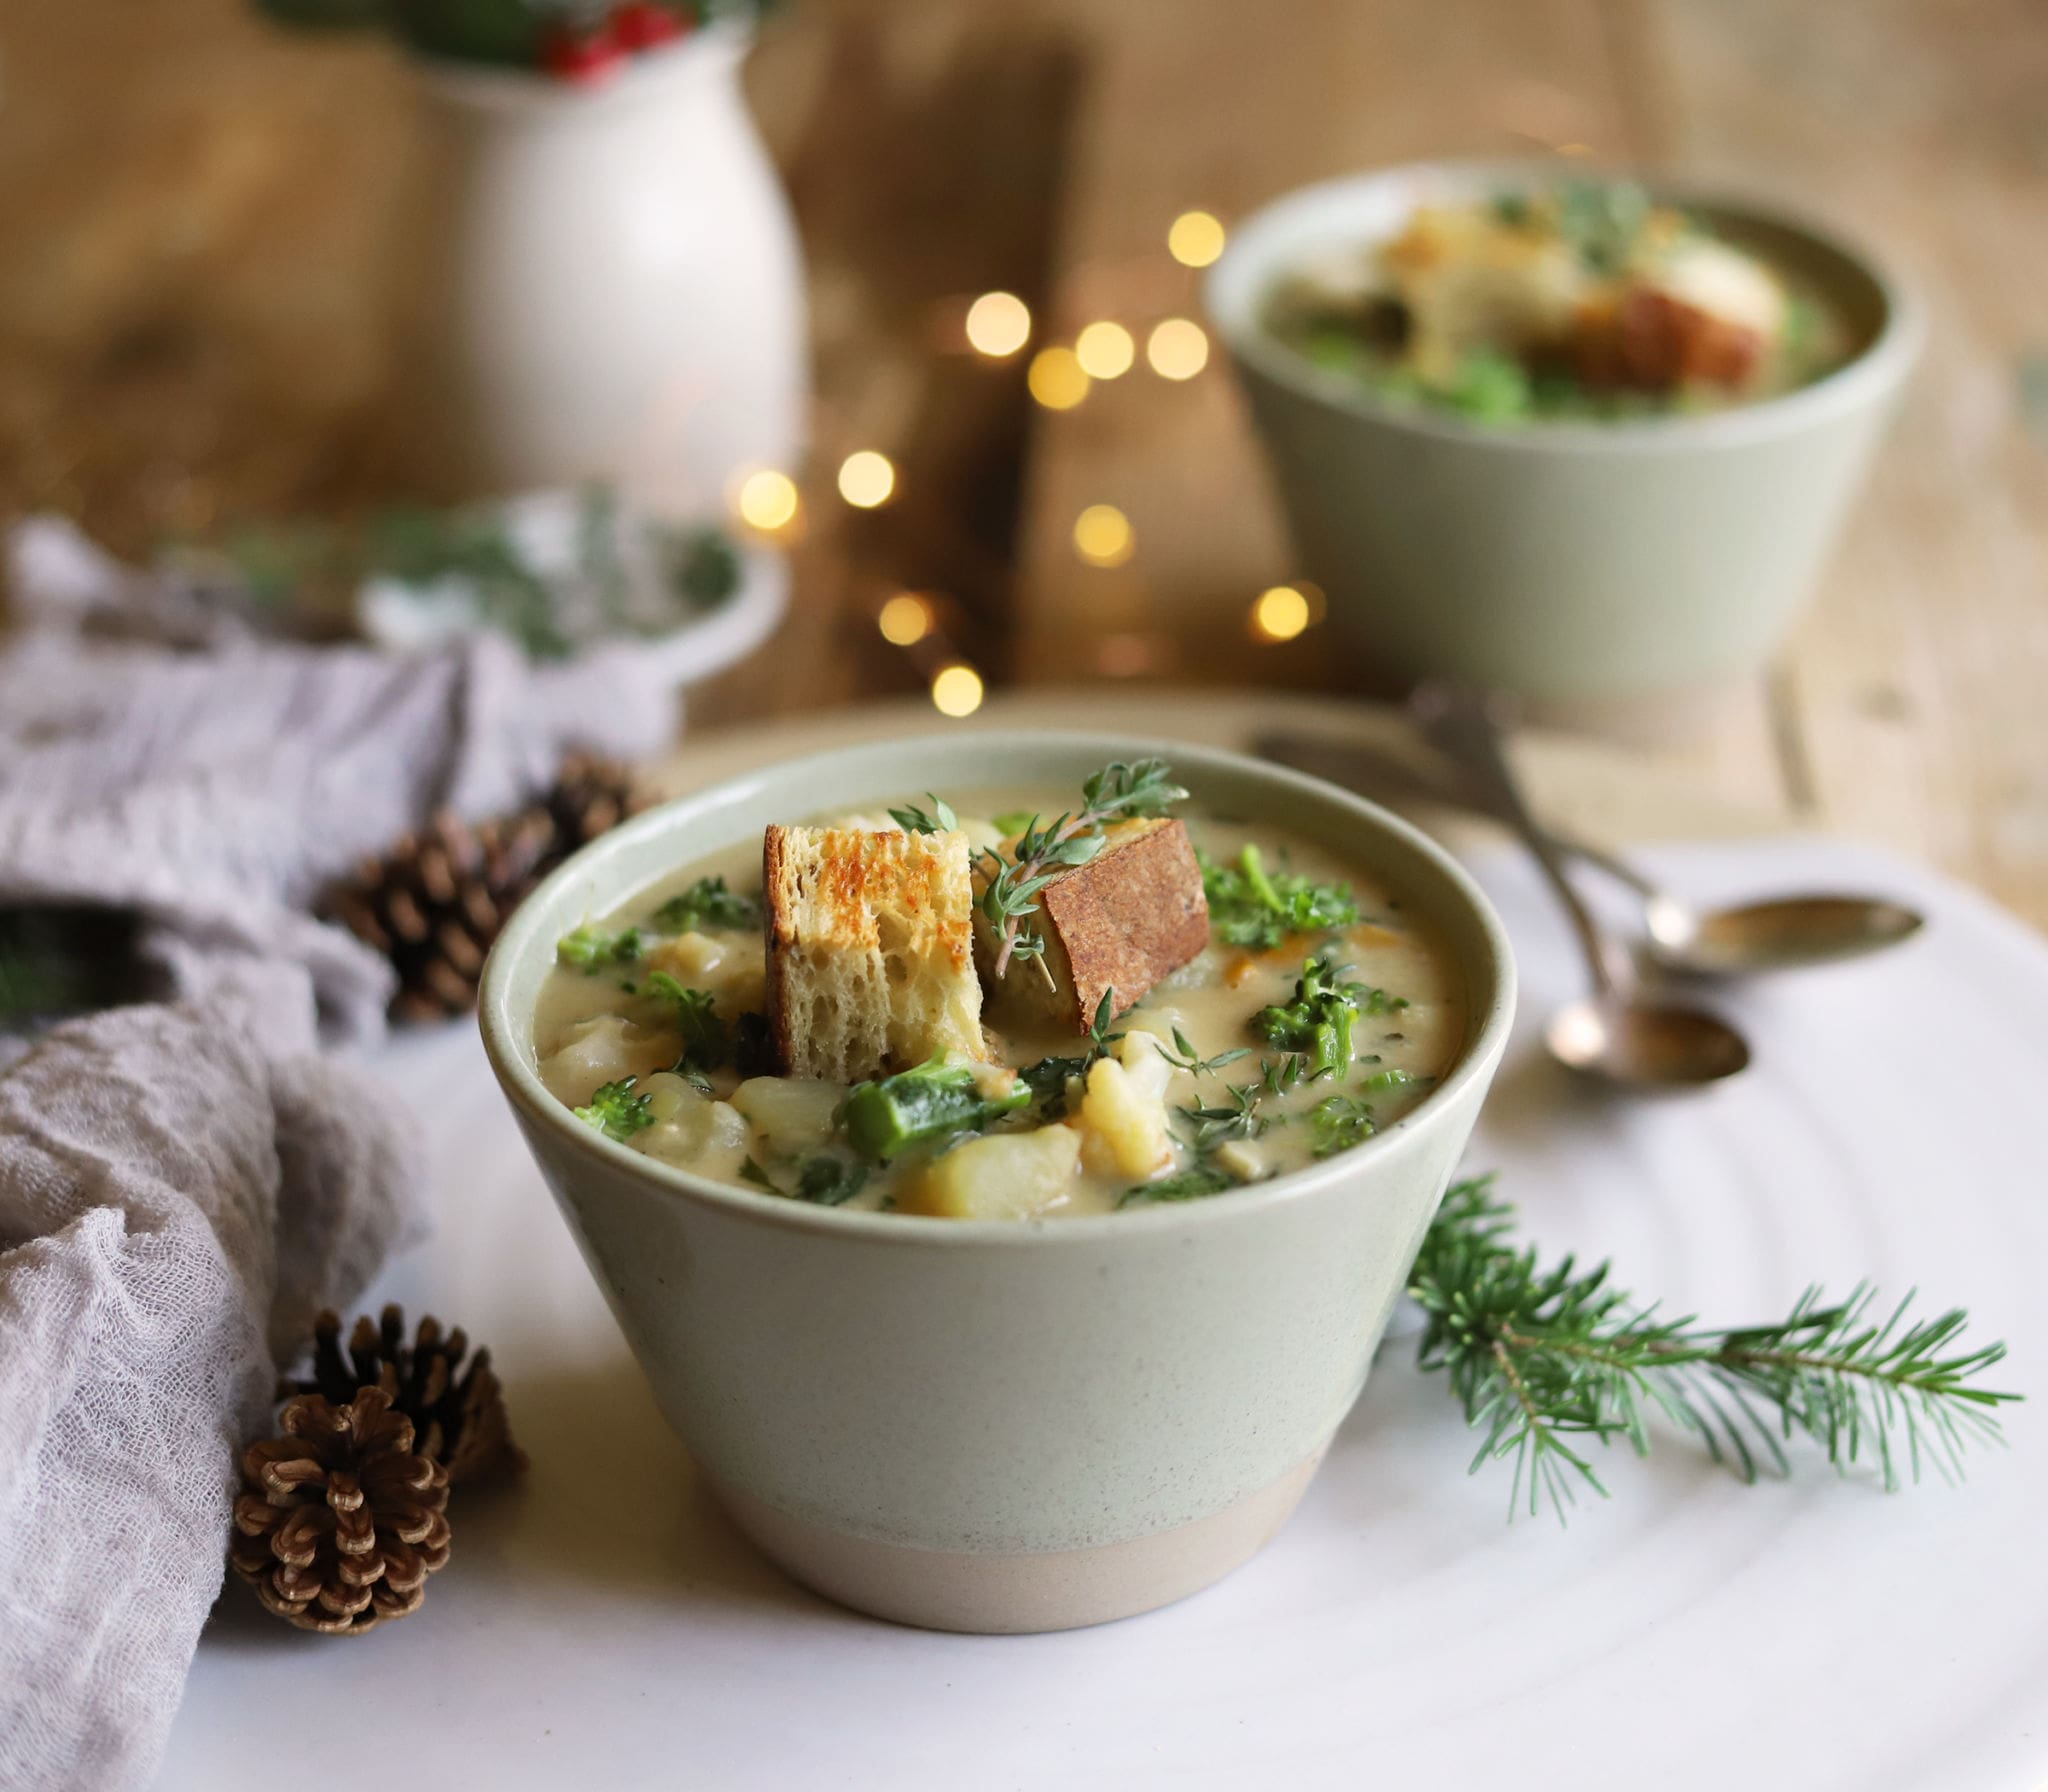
[3,0,2045,926]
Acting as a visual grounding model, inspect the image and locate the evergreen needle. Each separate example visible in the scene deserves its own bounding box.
[1408,1177,2021,1522]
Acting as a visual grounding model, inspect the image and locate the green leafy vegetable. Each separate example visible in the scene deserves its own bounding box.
[1411,1177,2022,1521]
[652,876,760,934]
[794,1154,870,1206]
[574,1078,654,1142]
[644,972,729,1069]
[889,793,960,835]
[742,1151,870,1206]
[1199,844,1360,950]
[1361,1067,1418,1093]
[1118,1165,1234,1209]
[556,924,643,970]
[1310,1094,1375,1157]
[1442,348,1534,422]
[991,810,1034,837]
[1553,177,1652,274]
[840,1056,1032,1162]
[1020,1054,1088,1119]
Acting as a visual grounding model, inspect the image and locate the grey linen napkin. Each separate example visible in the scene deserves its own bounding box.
[0,518,679,1789]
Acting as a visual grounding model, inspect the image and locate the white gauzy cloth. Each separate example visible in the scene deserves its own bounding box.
[0,516,680,1045]
[0,975,417,1791]
[0,517,682,1790]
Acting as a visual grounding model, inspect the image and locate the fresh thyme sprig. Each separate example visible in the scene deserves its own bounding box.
[1173,1052,1309,1153]
[1155,1027,1251,1078]
[889,793,959,835]
[1411,1177,2021,1521]
[1020,988,1127,1119]
[979,759,1189,983]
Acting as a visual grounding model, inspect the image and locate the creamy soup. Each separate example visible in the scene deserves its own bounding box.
[530,781,1464,1219]
[1261,180,1852,423]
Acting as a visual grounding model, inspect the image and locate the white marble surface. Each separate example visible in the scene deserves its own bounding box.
[158,837,2048,1791]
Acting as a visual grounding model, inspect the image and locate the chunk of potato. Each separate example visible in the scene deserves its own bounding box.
[1078,1049,1173,1179]
[731,1075,845,1158]
[1114,1030,1174,1100]
[647,930,727,979]
[537,1014,679,1108]
[904,1125,1081,1219]
[645,932,767,1019]
[633,1097,752,1179]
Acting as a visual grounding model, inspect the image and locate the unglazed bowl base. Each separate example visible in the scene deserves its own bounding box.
[708,1451,1325,1635]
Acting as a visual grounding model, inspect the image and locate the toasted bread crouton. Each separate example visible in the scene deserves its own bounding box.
[764,826,984,1080]
[977,817,1209,1033]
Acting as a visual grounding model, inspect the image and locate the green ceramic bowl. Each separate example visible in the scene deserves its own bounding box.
[1206,161,1922,704]
[478,732,1515,1632]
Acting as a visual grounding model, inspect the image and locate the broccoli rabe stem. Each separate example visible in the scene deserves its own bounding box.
[841,1057,1031,1162]
[1238,844,1285,915]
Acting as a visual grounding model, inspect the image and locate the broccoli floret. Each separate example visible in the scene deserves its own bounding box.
[557,925,643,970]
[574,1077,653,1142]
[652,876,760,934]
[1251,952,1371,1079]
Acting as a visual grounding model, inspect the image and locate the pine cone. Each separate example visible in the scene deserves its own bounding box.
[294,1305,524,1487]
[230,1387,452,1634]
[323,751,645,1023]
[542,749,646,852]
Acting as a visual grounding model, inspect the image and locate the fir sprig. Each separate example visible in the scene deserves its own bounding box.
[979,759,1188,982]
[1410,1178,2021,1521]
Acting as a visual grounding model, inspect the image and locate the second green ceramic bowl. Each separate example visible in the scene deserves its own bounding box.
[1206,160,1922,704]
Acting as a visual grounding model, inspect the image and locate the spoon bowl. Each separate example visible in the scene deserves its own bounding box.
[1645,893,1924,977]
[1546,995,1753,1088]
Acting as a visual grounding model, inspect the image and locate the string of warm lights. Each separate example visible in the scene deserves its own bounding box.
[727,207,1327,715]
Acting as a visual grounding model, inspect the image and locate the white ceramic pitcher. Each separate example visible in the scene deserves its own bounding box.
[397,22,806,513]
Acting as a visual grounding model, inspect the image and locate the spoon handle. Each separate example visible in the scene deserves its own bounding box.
[1252,728,1668,903]
[1408,684,1634,997]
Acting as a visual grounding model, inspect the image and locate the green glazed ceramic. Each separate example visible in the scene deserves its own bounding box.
[1206,161,1922,703]
[478,733,1516,1632]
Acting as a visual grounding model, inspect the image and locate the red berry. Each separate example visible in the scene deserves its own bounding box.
[540,20,626,84]
[612,2,688,51]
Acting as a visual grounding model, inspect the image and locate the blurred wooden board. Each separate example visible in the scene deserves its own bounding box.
[0,0,2043,930]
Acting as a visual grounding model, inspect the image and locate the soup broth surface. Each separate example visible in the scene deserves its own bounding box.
[531,789,1465,1218]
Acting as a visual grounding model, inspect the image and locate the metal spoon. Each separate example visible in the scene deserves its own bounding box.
[1254,730,1924,978]
[1407,686,1752,1088]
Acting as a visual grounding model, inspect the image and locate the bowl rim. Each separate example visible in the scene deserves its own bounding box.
[1203,156,1924,454]
[478,729,1517,1247]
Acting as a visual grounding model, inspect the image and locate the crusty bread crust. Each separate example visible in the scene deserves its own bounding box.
[977,817,1210,1033]
[764,825,984,1080]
